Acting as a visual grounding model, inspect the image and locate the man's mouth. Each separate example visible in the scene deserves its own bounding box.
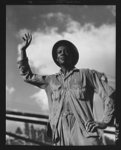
[59,56,65,59]
[60,58,65,62]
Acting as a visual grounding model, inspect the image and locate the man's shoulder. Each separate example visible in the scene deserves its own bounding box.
[78,68,98,78]
[78,68,100,74]
[48,72,60,78]
[78,68,90,74]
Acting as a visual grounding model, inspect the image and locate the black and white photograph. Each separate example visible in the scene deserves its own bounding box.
[6,2,117,146]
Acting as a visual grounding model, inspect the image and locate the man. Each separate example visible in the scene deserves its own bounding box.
[17,33,115,145]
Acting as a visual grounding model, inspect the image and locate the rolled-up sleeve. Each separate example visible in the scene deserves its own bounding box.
[86,69,115,125]
[17,58,49,89]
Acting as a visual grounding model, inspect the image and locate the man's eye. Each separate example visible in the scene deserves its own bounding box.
[58,50,63,54]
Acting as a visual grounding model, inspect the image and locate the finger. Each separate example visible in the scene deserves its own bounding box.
[85,121,94,129]
[88,124,96,132]
[85,120,94,125]
[25,33,29,40]
[85,121,91,127]
[22,37,26,41]
[27,33,30,42]
[85,122,90,130]
[28,33,31,39]
[28,33,32,44]
[90,124,98,132]
[86,122,95,132]
[30,34,32,41]
[88,122,98,132]
[28,33,32,42]
[87,124,94,132]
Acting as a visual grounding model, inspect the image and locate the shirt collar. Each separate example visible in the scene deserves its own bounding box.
[57,67,79,79]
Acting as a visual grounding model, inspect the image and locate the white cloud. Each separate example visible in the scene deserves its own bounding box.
[42,12,69,23]
[30,89,49,112]
[6,85,15,95]
[19,22,115,76]
[18,28,31,37]
[18,13,115,111]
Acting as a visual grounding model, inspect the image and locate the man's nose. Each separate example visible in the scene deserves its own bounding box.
[60,50,65,55]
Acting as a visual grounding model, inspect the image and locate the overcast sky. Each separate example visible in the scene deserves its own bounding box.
[6,5,116,130]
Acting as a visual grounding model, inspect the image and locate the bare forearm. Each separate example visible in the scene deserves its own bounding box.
[17,33,48,89]
[19,49,28,60]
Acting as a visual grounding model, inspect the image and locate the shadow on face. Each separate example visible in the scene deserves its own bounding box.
[56,45,73,68]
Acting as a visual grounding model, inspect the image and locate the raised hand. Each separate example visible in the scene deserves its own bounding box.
[20,33,32,51]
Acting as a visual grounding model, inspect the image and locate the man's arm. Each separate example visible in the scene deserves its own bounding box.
[17,33,49,89]
[85,69,115,132]
[17,33,32,61]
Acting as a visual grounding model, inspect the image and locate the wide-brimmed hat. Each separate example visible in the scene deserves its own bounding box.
[52,40,79,67]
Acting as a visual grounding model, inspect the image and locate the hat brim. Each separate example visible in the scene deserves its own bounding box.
[52,40,79,67]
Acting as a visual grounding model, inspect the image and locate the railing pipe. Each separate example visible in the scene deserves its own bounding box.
[6,110,49,119]
[6,116,48,125]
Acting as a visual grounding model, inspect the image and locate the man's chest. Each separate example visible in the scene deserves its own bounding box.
[48,72,92,102]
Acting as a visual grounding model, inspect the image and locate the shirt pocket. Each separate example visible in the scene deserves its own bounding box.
[71,84,86,100]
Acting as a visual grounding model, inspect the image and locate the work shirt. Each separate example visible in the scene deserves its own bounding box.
[18,58,115,145]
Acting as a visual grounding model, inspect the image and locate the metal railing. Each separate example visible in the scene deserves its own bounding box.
[6,110,49,125]
[6,110,116,145]
[6,131,51,145]
[6,110,52,145]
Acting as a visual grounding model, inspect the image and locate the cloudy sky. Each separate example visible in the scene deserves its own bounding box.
[6,5,116,130]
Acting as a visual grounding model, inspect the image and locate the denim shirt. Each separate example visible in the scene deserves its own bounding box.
[18,57,115,139]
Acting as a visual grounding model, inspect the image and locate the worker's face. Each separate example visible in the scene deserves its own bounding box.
[56,46,71,66]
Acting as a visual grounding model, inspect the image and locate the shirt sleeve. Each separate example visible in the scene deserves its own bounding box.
[86,69,115,125]
[17,57,49,89]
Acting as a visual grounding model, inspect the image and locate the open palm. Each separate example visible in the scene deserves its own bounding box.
[21,33,32,50]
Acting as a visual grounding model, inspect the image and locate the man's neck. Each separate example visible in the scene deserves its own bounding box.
[60,66,74,75]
